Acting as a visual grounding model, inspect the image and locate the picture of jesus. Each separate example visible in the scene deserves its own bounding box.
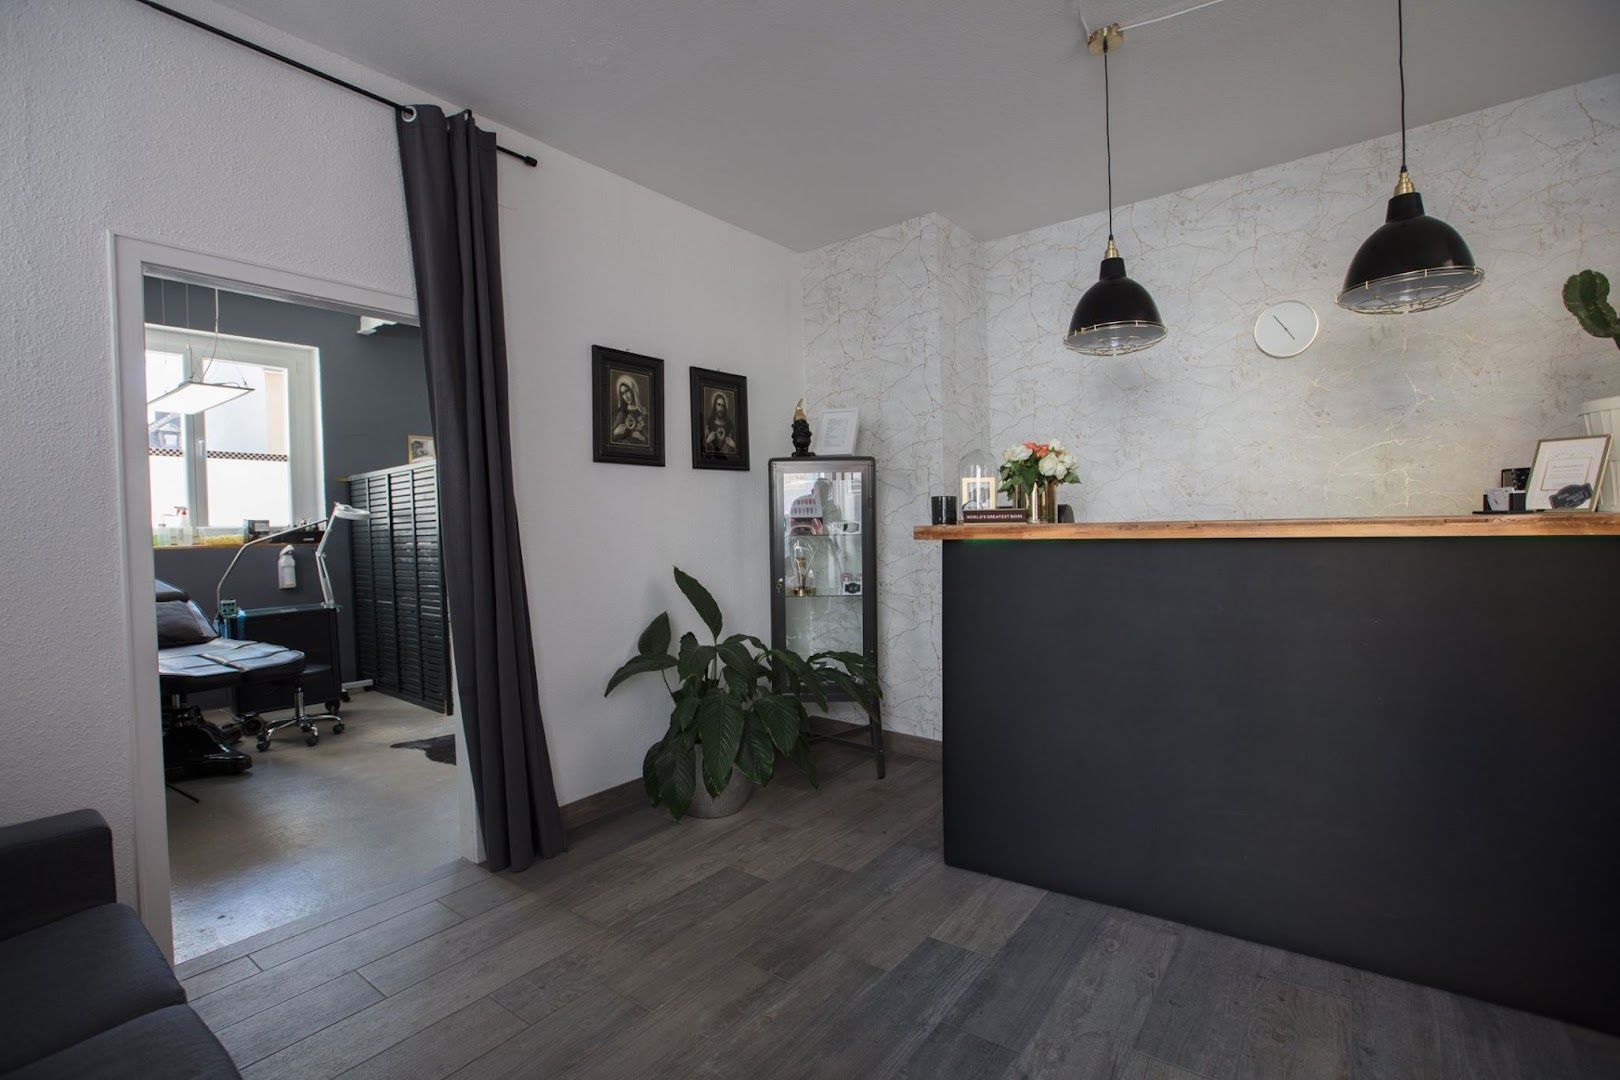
[689,367,749,471]
[701,390,738,457]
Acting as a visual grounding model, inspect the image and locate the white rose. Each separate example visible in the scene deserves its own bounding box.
[1059,453,1077,473]
[1007,445,1033,462]
[1038,453,1066,477]
[1046,439,1065,453]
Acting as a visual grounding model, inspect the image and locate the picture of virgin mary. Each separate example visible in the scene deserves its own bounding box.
[592,346,664,466]
[610,372,651,448]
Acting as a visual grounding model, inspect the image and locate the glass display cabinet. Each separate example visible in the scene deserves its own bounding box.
[768,456,884,776]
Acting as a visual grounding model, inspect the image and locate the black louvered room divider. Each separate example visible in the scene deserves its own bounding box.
[347,461,451,713]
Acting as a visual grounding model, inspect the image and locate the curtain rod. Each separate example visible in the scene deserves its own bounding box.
[132,0,539,167]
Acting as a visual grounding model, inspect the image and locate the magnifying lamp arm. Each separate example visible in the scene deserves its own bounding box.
[214,521,326,615]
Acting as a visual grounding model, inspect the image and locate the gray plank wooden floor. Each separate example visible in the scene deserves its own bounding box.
[178,747,1620,1079]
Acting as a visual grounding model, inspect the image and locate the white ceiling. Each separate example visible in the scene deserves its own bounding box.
[211,0,1620,251]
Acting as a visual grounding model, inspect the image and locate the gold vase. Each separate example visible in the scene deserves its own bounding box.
[1030,479,1059,524]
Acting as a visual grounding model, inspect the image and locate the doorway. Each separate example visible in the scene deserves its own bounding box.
[112,237,476,962]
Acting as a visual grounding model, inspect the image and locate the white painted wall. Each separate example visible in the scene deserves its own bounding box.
[499,116,802,808]
[0,0,799,906]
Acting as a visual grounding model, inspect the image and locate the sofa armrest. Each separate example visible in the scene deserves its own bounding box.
[0,810,117,939]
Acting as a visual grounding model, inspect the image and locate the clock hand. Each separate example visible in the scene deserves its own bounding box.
[1272,314,1296,341]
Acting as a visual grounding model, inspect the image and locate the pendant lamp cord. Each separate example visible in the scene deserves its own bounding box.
[1103,36,1114,242]
[1397,0,1407,172]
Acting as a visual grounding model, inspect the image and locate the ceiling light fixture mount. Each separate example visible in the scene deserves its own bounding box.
[1066,22,1168,357]
[1337,0,1483,314]
[1086,23,1123,55]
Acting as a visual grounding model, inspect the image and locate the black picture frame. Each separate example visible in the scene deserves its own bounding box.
[593,345,665,466]
[689,367,750,471]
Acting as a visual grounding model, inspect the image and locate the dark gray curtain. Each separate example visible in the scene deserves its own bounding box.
[396,105,566,870]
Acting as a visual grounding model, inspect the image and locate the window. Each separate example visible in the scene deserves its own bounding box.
[145,325,321,538]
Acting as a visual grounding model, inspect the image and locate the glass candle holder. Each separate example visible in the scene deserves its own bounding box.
[958,452,997,512]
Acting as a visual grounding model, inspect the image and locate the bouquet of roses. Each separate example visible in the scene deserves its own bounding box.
[998,440,1080,497]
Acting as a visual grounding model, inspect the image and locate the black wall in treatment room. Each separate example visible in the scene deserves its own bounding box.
[145,278,431,685]
[942,536,1620,1035]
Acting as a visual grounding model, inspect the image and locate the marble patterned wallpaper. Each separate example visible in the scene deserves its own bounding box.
[983,75,1620,521]
[801,213,984,740]
[804,76,1619,739]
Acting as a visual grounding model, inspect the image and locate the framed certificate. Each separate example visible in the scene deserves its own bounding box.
[1526,435,1611,511]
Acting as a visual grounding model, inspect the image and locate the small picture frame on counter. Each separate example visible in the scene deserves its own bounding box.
[1526,435,1610,512]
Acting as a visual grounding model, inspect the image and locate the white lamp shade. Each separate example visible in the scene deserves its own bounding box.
[147,379,252,414]
[330,503,372,520]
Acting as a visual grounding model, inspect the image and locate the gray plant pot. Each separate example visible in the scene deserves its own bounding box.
[688,742,752,818]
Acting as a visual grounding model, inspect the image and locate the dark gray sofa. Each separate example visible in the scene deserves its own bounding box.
[0,810,239,1079]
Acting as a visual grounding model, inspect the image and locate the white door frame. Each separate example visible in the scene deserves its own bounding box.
[110,234,423,958]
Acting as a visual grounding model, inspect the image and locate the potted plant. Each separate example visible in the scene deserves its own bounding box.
[998,440,1080,523]
[1564,270,1620,510]
[605,567,880,820]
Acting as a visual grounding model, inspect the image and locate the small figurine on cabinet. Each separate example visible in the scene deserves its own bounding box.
[790,399,814,458]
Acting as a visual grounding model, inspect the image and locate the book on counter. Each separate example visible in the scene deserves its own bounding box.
[961,507,1030,524]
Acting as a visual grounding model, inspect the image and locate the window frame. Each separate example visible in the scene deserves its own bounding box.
[144,324,324,528]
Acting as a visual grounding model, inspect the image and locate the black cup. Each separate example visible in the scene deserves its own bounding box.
[931,495,958,525]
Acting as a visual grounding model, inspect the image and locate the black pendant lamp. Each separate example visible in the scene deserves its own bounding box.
[1066,24,1166,356]
[1339,0,1483,314]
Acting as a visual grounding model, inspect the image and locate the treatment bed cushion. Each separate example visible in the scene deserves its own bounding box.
[0,904,186,1074]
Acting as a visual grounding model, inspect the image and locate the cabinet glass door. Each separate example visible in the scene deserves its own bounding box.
[771,458,874,666]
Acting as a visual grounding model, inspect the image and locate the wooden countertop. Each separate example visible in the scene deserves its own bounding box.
[915,513,1620,541]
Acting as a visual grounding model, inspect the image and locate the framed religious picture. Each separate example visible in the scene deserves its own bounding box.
[593,346,665,466]
[689,367,749,471]
[1525,434,1611,511]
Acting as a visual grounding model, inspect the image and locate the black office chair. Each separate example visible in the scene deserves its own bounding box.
[156,580,304,784]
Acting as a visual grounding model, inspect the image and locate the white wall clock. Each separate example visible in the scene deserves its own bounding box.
[1253,300,1319,358]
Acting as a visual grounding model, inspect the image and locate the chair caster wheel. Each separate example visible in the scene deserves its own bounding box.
[305,733,319,747]
[332,722,345,734]
[256,739,270,752]
[240,715,264,737]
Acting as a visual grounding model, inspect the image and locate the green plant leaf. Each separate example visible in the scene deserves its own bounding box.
[1564,270,1620,340]
[637,611,672,658]
[604,653,676,697]
[811,649,871,672]
[716,640,764,684]
[643,740,662,805]
[770,649,828,709]
[753,693,807,754]
[670,693,701,734]
[787,737,818,787]
[677,633,715,683]
[655,736,696,820]
[736,715,776,787]
[819,667,877,715]
[696,689,744,794]
[674,566,723,639]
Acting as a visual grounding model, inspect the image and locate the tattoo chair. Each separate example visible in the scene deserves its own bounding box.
[157,580,305,788]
